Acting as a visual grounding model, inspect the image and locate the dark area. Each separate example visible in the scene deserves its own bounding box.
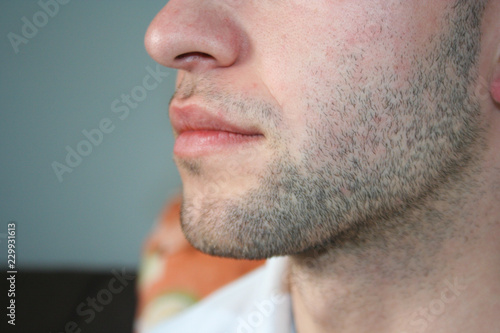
[1,270,138,333]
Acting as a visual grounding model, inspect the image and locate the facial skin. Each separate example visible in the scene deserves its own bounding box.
[146,0,488,259]
[146,1,500,331]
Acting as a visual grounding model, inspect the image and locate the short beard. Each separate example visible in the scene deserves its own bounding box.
[179,1,487,259]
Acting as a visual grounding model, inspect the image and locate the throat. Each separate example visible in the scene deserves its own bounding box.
[287,170,498,333]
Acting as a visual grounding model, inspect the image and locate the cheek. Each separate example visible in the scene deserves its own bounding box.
[255,1,446,145]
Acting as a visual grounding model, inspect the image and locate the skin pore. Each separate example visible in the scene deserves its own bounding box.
[145,0,500,332]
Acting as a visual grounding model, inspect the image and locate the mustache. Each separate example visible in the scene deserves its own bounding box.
[169,76,198,108]
[168,76,284,131]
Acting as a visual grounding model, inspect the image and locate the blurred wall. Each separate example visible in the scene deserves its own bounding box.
[0,0,180,270]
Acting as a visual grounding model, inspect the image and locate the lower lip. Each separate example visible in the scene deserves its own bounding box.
[174,130,263,157]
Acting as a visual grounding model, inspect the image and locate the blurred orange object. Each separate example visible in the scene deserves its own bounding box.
[136,194,265,331]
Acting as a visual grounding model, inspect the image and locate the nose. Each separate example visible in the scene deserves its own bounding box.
[145,0,245,73]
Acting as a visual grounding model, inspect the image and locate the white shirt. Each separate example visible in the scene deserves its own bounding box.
[145,257,295,333]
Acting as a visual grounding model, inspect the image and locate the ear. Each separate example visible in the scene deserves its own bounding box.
[492,67,500,104]
[490,27,500,104]
[485,1,500,105]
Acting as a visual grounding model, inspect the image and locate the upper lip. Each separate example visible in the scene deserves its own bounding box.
[169,103,262,137]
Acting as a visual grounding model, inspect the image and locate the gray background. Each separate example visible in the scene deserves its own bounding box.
[0,0,180,270]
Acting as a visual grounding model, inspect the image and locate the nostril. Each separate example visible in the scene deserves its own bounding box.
[174,52,214,62]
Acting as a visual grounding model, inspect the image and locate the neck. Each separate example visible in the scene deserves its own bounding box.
[289,152,500,333]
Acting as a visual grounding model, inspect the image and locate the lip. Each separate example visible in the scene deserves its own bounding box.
[170,104,264,157]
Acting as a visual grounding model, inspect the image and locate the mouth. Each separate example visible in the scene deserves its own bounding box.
[170,104,264,158]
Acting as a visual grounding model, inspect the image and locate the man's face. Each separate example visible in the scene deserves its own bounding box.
[145,0,486,259]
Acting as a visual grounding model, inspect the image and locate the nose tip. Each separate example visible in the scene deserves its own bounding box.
[144,0,244,72]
